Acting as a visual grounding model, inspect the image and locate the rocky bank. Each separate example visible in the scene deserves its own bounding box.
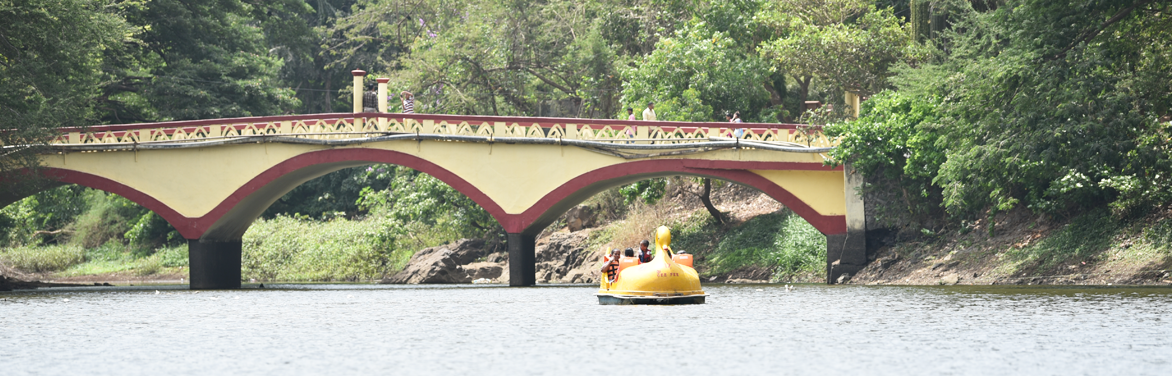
[381,230,602,284]
[845,207,1172,286]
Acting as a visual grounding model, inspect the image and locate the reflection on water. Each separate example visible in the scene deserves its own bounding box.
[2,284,1170,375]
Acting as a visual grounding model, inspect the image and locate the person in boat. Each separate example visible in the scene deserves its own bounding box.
[601,248,621,282]
[638,240,653,263]
[623,248,635,258]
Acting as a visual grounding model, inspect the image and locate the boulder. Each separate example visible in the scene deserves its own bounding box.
[463,262,503,280]
[382,239,489,284]
[564,205,596,232]
[535,231,597,283]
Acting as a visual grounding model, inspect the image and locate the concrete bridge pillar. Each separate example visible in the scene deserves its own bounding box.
[828,163,868,283]
[507,233,536,286]
[351,70,366,113]
[188,240,242,289]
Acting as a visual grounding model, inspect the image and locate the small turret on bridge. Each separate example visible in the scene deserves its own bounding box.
[11,72,869,289]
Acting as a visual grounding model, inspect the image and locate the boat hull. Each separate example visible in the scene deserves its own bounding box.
[596,293,706,305]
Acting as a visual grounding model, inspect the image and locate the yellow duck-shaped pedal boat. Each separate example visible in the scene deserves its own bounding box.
[596,226,706,305]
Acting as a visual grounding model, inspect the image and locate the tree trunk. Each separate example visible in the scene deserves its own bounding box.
[323,78,332,113]
[698,178,724,224]
[911,0,930,43]
[762,82,783,106]
[929,1,948,38]
[796,75,812,117]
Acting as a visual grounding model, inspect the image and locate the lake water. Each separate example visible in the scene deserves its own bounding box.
[2,283,1170,375]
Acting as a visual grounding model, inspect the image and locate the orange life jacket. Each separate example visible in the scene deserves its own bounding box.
[603,257,619,282]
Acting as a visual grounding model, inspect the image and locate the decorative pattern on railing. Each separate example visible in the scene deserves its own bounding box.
[53,113,835,148]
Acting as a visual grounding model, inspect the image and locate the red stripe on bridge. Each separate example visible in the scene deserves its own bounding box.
[40,149,846,240]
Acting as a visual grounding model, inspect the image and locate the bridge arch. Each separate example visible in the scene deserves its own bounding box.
[512,160,846,237]
[183,149,845,242]
[181,148,512,241]
[10,169,198,238]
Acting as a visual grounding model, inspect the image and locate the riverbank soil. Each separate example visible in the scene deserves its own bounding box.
[0,263,122,290]
[847,207,1172,286]
[0,269,186,290]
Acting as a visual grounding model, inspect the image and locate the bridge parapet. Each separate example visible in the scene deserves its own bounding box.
[51,113,836,149]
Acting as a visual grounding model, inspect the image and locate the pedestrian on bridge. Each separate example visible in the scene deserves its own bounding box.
[642,102,656,121]
[625,107,637,142]
[732,111,745,138]
[400,91,415,113]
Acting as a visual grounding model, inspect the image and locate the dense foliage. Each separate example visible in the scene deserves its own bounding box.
[0,0,127,191]
[828,0,1172,229]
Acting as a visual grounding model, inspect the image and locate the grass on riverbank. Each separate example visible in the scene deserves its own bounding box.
[243,215,394,282]
[241,212,472,282]
[0,244,85,273]
[0,242,189,278]
[678,211,825,282]
[1,213,453,282]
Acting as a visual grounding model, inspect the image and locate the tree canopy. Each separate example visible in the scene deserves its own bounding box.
[828,0,1172,228]
[8,0,1166,239]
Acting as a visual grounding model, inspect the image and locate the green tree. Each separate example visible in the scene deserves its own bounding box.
[357,165,499,238]
[263,165,393,219]
[825,90,945,227]
[95,0,300,122]
[0,185,89,246]
[757,0,916,114]
[831,0,1172,225]
[262,0,355,114]
[0,0,128,191]
[621,21,772,121]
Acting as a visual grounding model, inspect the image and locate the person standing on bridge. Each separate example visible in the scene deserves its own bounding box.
[642,102,656,121]
[625,107,636,141]
[400,91,415,113]
[732,111,745,138]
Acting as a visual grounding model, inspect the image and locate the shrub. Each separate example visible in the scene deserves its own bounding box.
[0,244,86,272]
[703,211,826,280]
[154,245,188,267]
[242,214,405,281]
[135,256,162,276]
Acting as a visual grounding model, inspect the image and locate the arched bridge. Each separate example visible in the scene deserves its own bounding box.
[23,112,867,288]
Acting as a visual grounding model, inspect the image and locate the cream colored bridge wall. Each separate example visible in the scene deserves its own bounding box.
[41,140,844,224]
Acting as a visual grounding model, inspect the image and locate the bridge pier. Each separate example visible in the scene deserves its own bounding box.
[188,240,242,289]
[827,233,866,283]
[507,233,536,286]
[828,163,868,284]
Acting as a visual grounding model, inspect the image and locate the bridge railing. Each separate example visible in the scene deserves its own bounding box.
[52,113,835,148]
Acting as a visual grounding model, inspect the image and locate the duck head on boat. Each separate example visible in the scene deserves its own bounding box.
[596,226,706,305]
